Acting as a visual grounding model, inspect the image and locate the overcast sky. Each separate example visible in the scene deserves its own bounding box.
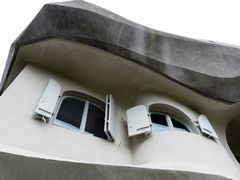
[0,0,240,77]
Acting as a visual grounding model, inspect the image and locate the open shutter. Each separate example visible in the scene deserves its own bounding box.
[34,79,61,122]
[104,94,116,141]
[198,114,218,139]
[127,105,151,137]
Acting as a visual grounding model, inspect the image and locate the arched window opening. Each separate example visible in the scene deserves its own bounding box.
[226,120,240,164]
[148,103,197,134]
[53,92,108,140]
[150,113,190,133]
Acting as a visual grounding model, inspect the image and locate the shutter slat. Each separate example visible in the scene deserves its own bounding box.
[198,114,218,139]
[34,79,61,121]
[104,94,116,141]
[127,105,151,137]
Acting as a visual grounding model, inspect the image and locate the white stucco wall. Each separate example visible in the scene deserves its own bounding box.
[0,65,131,165]
[0,64,239,179]
[129,92,240,178]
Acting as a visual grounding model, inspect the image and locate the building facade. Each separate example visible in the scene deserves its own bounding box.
[0,1,240,179]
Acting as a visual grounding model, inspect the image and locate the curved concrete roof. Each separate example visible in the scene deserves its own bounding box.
[1,0,240,103]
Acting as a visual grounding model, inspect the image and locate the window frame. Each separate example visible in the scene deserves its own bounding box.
[52,91,107,139]
[150,112,191,133]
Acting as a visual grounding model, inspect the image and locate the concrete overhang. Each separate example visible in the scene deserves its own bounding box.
[0,145,233,180]
[1,0,240,103]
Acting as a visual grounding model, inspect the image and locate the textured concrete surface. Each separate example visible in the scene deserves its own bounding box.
[1,0,240,103]
[0,150,233,180]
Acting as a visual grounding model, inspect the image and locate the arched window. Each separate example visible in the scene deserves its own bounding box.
[126,104,197,137]
[150,113,190,133]
[148,103,197,134]
[53,92,108,140]
[34,80,116,141]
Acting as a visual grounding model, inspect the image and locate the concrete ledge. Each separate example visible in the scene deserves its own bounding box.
[0,148,234,180]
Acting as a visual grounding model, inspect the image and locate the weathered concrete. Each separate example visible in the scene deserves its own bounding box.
[1,0,240,102]
[0,150,233,180]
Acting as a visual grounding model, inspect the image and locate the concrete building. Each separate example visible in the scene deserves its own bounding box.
[0,1,240,179]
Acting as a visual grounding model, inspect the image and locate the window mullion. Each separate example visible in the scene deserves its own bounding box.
[80,101,89,132]
[166,114,174,130]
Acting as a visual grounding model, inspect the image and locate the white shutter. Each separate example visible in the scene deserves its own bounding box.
[104,94,116,141]
[127,105,151,137]
[198,114,218,139]
[34,79,61,122]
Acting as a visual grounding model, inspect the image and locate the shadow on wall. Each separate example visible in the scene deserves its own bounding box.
[226,120,240,164]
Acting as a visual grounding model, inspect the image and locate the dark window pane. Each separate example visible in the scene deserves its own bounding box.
[151,114,168,125]
[151,114,169,133]
[85,103,107,139]
[171,117,189,132]
[56,97,85,128]
[235,155,240,163]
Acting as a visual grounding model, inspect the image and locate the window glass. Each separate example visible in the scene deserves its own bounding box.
[171,117,189,132]
[235,155,240,164]
[54,94,107,140]
[86,103,107,139]
[150,113,190,133]
[151,114,169,132]
[56,97,85,129]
